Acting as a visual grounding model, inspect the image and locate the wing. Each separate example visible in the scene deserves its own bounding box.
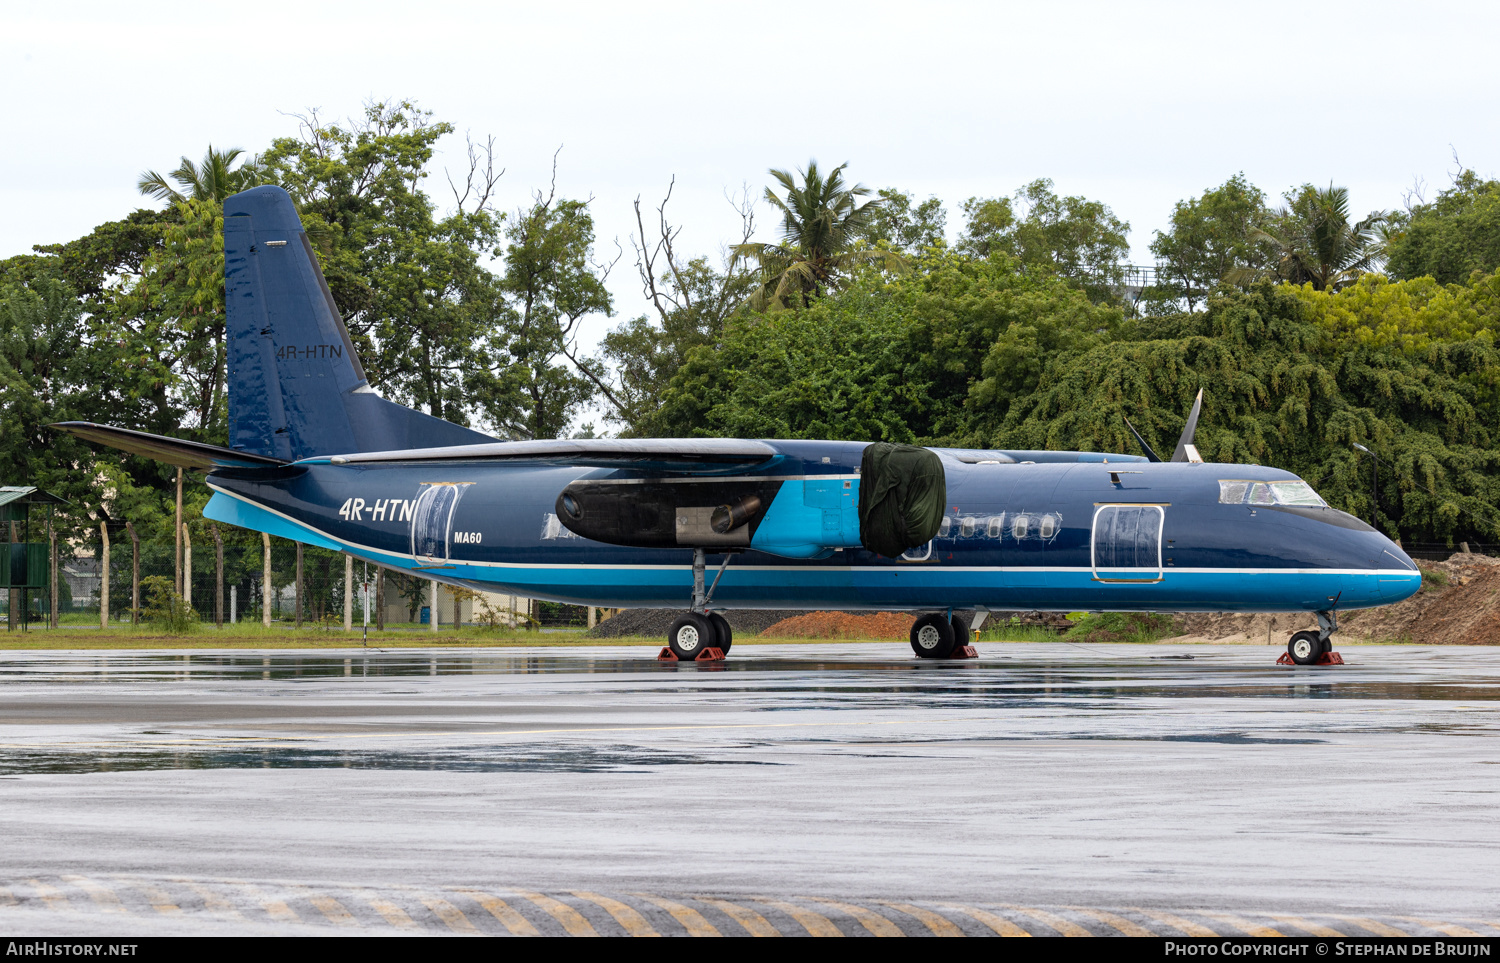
[323,438,780,474]
[51,422,291,471]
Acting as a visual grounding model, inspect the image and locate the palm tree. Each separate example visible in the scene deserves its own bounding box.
[733,160,905,310]
[1233,184,1386,291]
[138,146,265,205]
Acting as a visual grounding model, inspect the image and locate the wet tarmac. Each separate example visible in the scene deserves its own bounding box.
[0,643,1496,935]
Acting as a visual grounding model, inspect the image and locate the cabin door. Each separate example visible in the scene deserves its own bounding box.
[1091,505,1165,583]
[410,482,472,565]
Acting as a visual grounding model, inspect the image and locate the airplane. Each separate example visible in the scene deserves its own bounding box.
[54,185,1422,665]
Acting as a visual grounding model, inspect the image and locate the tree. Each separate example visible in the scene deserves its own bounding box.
[1386,168,1500,284]
[1148,174,1271,310]
[732,160,904,311]
[467,177,616,440]
[138,146,266,205]
[854,188,947,253]
[1237,184,1387,292]
[957,179,1130,302]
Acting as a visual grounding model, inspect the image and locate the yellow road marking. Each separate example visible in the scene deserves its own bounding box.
[947,905,1030,936]
[61,876,127,914]
[1398,917,1481,937]
[698,897,780,937]
[1198,912,1282,937]
[116,879,180,915]
[573,891,660,937]
[757,899,843,937]
[878,901,964,937]
[808,898,903,937]
[630,893,721,937]
[416,893,479,934]
[1072,907,1154,936]
[1268,915,1343,937]
[176,880,244,920]
[515,891,598,937]
[350,889,415,929]
[1000,905,1092,937]
[1128,908,1217,937]
[26,879,68,910]
[237,883,299,923]
[303,891,356,926]
[452,889,538,936]
[1326,915,1407,937]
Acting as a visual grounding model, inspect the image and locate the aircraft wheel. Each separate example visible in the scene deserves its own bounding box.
[911,613,957,659]
[707,613,733,654]
[950,613,971,644]
[1288,631,1323,665]
[668,613,716,660]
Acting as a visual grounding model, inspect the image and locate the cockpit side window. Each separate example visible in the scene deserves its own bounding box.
[1220,479,1327,507]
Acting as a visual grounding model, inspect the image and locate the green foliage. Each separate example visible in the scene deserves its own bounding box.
[1237,184,1388,291]
[140,575,197,634]
[1386,169,1500,284]
[957,179,1130,302]
[1148,173,1271,309]
[1063,612,1177,643]
[855,188,948,254]
[138,146,267,205]
[733,160,905,311]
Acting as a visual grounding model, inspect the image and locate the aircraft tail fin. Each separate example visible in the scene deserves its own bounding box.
[223,185,493,461]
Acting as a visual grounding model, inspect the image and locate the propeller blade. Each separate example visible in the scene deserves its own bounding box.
[1123,417,1162,462]
[1170,389,1204,463]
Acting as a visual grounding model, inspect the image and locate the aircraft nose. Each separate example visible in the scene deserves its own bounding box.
[1368,532,1421,603]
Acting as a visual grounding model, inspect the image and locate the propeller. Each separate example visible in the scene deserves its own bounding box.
[1123,389,1205,464]
[1170,389,1204,463]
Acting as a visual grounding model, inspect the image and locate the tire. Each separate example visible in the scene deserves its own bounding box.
[668,613,717,660]
[950,614,971,645]
[1288,630,1323,665]
[707,613,732,654]
[910,613,957,659]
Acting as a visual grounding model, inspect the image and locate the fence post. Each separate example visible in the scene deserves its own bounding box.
[375,569,385,631]
[99,522,110,631]
[212,524,224,628]
[48,519,57,630]
[174,468,183,595]
[262,532,272,627]
[343,554,353,632]
[126,522,140,626]
[183,529,192,611]
[294,543,303,629]
[430,580,440,633]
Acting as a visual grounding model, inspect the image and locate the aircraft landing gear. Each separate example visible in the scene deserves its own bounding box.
[659,548,733,662]
[910,613,979,660]
[1279,609,1346,666]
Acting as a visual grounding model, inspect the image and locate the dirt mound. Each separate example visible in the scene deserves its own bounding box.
[586,609,823,639]
[761,611,915,639]
[1169,553,1500,645]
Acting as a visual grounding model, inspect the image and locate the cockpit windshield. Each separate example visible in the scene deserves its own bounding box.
[1218,479,1326,507]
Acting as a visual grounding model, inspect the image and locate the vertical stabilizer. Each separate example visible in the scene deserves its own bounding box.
[223,186,493,461]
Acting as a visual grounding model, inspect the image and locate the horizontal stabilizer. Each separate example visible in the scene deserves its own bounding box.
[51,422,290,471]
[325,438,780,473]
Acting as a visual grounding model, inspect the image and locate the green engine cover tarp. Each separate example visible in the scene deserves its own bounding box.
[857,443,947,557]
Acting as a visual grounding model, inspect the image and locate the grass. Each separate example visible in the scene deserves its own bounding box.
[1418,566,1451,591]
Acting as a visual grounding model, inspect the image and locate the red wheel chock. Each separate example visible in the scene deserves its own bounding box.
[947,645,978,659]
[657,646,726,662]
[1276,650,1345,666]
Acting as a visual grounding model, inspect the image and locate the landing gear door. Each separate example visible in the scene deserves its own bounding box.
[1091,505,1165,583]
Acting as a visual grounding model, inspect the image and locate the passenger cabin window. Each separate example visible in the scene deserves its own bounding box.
[986,514,1005,538]
[1012,514,1030,539]
[1039,514,1056,539]
[939,516,952,537]
[1219,479,1327,507]
[960,516,975,537]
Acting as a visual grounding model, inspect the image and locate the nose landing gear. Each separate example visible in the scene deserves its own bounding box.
[1278,609,1346,666]
[910,612,980,660]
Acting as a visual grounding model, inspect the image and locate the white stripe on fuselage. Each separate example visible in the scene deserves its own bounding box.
[208,484,1415,579]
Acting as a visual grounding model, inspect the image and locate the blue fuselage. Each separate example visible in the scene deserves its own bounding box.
[204,440,1420,614]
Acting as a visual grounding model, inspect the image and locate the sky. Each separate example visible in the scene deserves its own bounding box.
[4,0,1499,361]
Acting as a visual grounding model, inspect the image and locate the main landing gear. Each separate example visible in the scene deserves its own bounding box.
[1279,609,1346,666]
[660,549,735,662]
[910,611,981,660]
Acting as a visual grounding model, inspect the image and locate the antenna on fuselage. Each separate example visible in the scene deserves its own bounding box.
[1123,389,1205,464]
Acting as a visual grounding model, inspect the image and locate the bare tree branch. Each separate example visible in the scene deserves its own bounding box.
[447,132,504,216]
